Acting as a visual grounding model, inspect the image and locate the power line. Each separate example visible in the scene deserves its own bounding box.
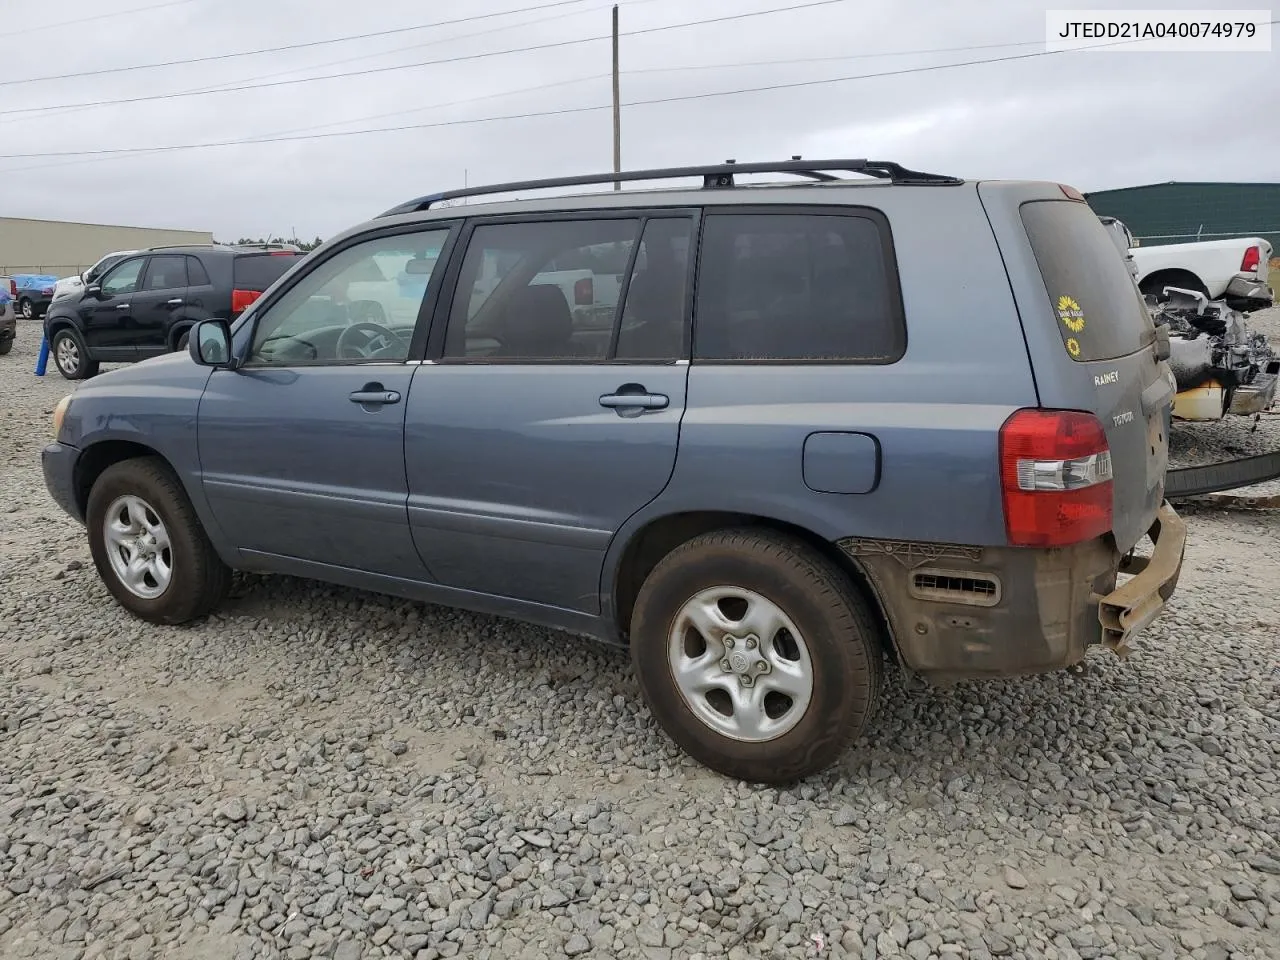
[0,0,595,87]
[0,32,1203,162]
[0,0,846,118]
[15,0,641,128]
[9,0,196,37]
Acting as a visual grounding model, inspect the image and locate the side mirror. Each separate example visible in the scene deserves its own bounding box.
[85,285,103,299]
[189,319,235,368]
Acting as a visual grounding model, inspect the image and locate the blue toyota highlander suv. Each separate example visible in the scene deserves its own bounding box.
[42,160,1186,783]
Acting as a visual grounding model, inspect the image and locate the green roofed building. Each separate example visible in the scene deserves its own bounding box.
[1084,181,1280,253]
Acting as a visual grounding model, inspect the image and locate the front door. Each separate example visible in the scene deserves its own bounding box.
[80,255,148,357]
[405,213,695,613]
[131,254,190,357]
[196,225,455,579]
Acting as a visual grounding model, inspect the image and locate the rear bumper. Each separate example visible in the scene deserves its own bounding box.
[842,503,1186,683]
[1096,501,1186,656]
[1225,275,1274,306]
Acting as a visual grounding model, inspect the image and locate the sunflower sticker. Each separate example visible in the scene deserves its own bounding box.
[1066,337,1081,358]
[1057,295,1086,333]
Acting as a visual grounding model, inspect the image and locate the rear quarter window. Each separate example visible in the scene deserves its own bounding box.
[693,211,905,362]
[233,253,304,291]
[1020,200,1154,362]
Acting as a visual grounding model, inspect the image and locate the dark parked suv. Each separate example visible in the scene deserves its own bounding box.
[42,160,1186,783]
[42,243,305,380]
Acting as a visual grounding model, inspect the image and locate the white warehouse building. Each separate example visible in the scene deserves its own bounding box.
[0,216,214,279]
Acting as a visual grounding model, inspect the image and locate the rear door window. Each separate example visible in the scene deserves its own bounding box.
[234,253,304,291]
[141,255,188,291]
[693,211,904,362]
[1020,200,1154,362]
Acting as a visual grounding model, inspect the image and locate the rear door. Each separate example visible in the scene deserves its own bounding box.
[403,212,694,613]
[980,183,1170,552]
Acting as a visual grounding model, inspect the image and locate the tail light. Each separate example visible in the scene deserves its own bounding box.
[231,289,262,313]
[41,285,55,295]
[8,280,16,297]
[999,409,1113,547]
[1240,245,1260,274]
[573,277,593,306]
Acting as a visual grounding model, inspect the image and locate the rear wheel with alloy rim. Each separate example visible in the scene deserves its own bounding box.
[630,528,882,784]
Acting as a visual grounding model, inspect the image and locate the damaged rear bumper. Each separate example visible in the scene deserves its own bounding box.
[1096,501,1186,657]
[840,502,1187,684]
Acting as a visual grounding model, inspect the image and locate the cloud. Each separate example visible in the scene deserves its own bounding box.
[0,0,1273,239]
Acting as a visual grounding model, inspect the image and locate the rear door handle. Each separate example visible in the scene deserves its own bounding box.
[166,298,184,306]
[349,389,401,405]
[115,303,131,310]
[599,392,668,410]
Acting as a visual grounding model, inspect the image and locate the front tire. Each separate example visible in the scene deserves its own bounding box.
[86,457,231,624]
[630,529,882,784]
[51,327,99,380]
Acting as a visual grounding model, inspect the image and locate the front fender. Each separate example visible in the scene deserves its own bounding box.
[61,360,238,564]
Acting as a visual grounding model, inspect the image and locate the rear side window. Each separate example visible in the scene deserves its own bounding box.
[693,212,904,362]
[234,253,303,291]
[1020,200,1154,362]
[187,257,211,286]
[142,255,187,291]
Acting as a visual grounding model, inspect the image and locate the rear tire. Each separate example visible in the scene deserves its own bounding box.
[0,337,11,356]
[51,327,99,380]
[175,329,190,351]
[19,298,34,320]
[630,528,882,784]
[86,457,231,625]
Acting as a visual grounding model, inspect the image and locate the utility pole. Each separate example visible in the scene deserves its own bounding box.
[612,4,621,189]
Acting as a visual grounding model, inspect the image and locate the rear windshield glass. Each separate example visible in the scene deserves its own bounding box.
[233,253,303,291]
[1020,200,1153,362]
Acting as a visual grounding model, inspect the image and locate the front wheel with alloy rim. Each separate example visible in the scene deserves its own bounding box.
[630,529,882,784]
[86,457,230,624]
[50,328,99,380]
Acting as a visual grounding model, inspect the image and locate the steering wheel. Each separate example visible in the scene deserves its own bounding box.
[336,321,399,360]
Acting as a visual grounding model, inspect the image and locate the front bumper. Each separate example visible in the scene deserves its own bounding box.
[42,441,82,522]
[1096,502,1186,656]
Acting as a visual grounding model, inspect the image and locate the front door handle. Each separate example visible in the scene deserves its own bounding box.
[349,388,401,405]
[166,298,184,306]
[599,390,668,411]
[115,303,131,310]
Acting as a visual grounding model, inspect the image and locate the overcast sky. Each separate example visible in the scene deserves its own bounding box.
[0,0,1274,240]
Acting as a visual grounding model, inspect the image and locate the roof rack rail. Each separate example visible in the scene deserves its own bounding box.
[379,158,964,217]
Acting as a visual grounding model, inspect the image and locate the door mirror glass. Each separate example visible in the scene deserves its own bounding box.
[190,319,233,367]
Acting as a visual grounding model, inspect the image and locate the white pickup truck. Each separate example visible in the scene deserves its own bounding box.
[1129,235,1273,310]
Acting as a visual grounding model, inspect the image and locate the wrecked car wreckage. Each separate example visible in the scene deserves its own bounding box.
[1154,286,1278,421]
[1150,287,1280,497]
[1096,214,1280,498]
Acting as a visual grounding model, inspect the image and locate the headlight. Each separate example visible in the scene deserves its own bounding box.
[52,394,72,438]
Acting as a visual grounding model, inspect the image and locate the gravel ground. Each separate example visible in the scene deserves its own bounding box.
[2,318,1279,960]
